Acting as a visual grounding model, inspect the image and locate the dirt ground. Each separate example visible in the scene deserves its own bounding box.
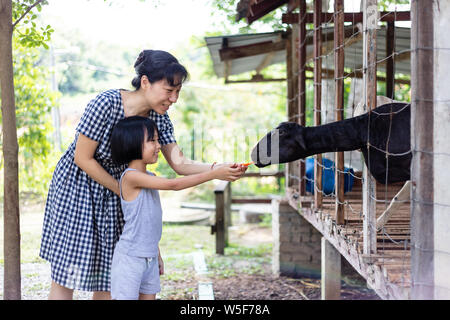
[161,224,380,300]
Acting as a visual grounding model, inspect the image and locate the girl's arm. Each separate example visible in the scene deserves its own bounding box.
[161,143,246,177]
[74,133,120,196]
[124,165,240,191]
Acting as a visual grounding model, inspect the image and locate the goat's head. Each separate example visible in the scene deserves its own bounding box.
[251,122,307,168]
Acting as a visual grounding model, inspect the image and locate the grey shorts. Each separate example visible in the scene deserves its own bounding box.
[110,248,161,300]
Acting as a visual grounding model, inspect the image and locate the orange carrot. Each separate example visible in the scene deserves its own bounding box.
[241,161,254,167]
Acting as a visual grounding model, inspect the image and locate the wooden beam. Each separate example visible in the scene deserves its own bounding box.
[313,0,323,210]
[288,23,300,190]
[304,66,411,85]
[376,181,411,231]
[282,11,411,24]
[286,29,296,189]
[410,0,434,300]
[298,0,307,196]
[214,181,231,255]
[321,237,341,300]
[256,51,276,73]
[334,0,345,225]
[219,40,286,61]
[287,0,299,13]
[248,0,289,24]
[225,77,287,84]
[386,21,395,99]
[362,0,378,256]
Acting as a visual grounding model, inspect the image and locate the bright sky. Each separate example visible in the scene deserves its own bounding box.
[42,0,226,51]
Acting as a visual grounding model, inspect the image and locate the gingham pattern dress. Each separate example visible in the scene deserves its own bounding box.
[39,89,176,292]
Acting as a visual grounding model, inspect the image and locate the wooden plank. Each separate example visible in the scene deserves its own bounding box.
[334,0,345,225]
[282,11,411,24]
[219,40,286,61]
[386,21,395,99]
[214,181,230,254]
[248,0,289,24]
[410,0,434,300]
[287,0,299,13]
[362,0,378,256]
[289,23,300,190]
[286,29,295,189]
[298,0,307,196]
[321,237,341,300]
[313,0,323,210]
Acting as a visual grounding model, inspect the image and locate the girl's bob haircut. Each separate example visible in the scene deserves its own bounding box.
[111,116,159,166]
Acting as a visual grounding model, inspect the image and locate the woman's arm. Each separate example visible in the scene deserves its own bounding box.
[160,143,212,175]
[124,165,240,192]
[74,133,120,196]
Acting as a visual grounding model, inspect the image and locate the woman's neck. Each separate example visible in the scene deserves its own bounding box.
[120,90,152,117]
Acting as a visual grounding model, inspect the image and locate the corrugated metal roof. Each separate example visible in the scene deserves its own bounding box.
[205,25,411,79]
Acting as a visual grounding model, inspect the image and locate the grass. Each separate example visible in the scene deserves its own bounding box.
[1,197,274,299]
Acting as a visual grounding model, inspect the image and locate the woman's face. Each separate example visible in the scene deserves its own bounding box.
[142,129,161,164]
[144,77,182,115]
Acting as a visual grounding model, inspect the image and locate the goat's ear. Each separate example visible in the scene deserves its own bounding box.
[295,126,307,150]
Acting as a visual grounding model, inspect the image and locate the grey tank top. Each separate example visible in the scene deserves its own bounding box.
[115,168,162,257]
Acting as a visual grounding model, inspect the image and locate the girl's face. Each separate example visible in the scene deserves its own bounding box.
[144,77,182,115]
[142,129,161,164]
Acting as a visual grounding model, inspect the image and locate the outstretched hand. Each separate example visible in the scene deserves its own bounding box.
[213,162,249,182]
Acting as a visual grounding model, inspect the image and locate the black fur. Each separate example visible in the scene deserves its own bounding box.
[251,103,411,184]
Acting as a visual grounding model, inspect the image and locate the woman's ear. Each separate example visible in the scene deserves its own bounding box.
[140,75,150,89]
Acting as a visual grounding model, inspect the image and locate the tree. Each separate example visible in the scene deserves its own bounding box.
[0,0,52,300]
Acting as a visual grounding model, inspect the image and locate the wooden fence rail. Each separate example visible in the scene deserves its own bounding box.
[212,171,283,254]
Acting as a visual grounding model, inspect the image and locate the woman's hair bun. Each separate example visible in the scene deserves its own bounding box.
[134,50,150,69]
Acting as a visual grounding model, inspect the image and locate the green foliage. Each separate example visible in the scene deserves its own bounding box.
[12,0,54,48]
[11,38,59,196]
[210,0,286,34]
[378,0,410,11]
[0,1,58,196]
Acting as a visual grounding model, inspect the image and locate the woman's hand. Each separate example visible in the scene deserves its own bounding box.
[74,133,120,196]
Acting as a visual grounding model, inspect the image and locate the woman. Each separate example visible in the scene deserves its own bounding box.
[40,50,247,300]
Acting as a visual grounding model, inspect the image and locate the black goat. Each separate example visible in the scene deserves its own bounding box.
[251,102,411,184]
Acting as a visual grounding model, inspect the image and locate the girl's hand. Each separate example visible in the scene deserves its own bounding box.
[212,164,243,182]
[158,254,164,276]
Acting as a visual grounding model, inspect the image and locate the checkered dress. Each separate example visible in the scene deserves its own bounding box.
[39,89,176,292]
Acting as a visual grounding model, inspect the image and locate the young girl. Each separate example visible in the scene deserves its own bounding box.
[109,116,240,300]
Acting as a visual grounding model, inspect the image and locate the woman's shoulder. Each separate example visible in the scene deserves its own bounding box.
[90,89,121,104]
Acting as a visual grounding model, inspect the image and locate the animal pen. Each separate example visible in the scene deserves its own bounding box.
[207,0,450,300]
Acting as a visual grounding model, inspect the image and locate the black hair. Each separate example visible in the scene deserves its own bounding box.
[111,116,159,165]
[131,50,189,89]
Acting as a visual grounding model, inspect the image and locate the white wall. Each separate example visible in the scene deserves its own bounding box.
[433,0,450,299]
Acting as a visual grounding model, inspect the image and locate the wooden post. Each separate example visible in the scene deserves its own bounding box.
[214,181,231,255]
[432,0,450,299]
[386,21,395,99]
[321,237,341,300]
[287,24,300,191]
[313,0,323,209]
[298,0,307,196]
[334,0,345,225]
[410,0,434,300]
[0,0,21,300]
[286,29,295,189]
[362,0,377,256]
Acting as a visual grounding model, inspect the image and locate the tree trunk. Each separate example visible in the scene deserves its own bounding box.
[0,0,22,300]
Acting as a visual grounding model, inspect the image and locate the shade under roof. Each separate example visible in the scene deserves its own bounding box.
[205,25,411,79]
